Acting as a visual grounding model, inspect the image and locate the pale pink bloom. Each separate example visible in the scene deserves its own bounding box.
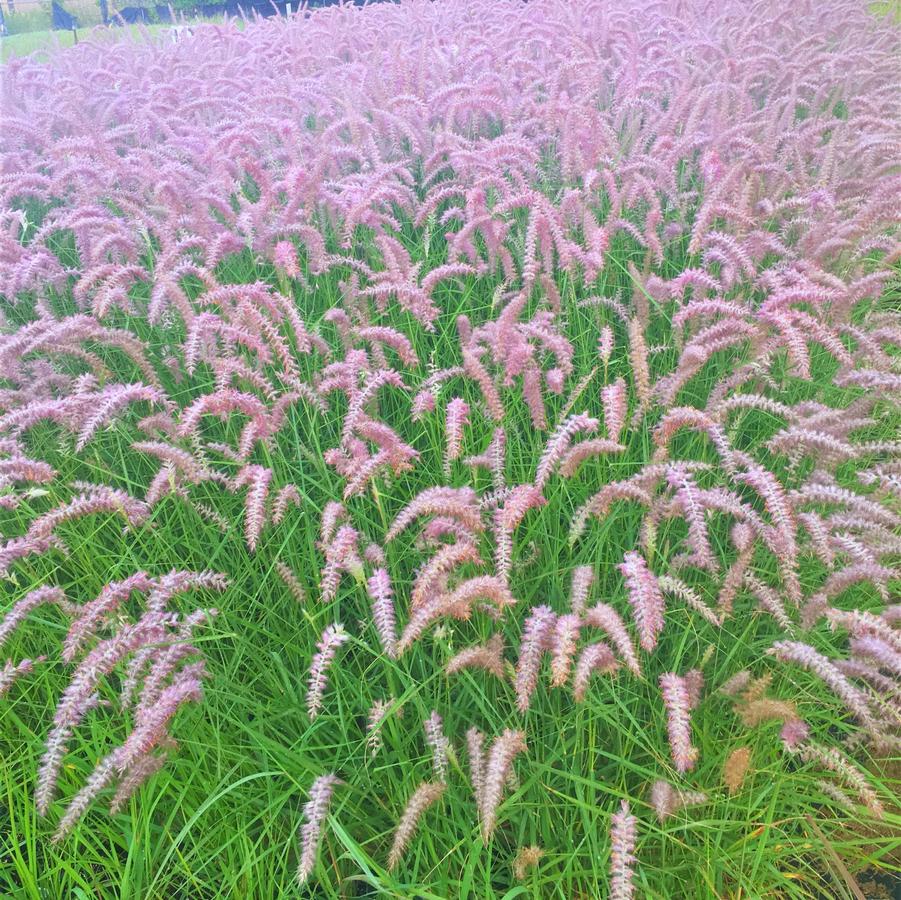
[779,718,810,751]
[444,397,470,469]
[584,604,641,676]
[386,487,483,542]
[598,326,615,368]
[297,774,341,885]
[601,378,628,444]
[557,437,626,476]
[572,643,618,702]
[388,781,446,870]
[609,800,637,900]
[306,625,349,720]
[271,484,302,525]
[619,551,665,652]
[424,711,451,782]
[549,614,582,687]
[356,326,418,366]
[515,606,556,712]
[411,541,482,609]
[0,656,44,697]
[769,641,879,734]
[660,672,699,773]
[109,752,169,815]
[795,742,883,819]
[569,566,594,616]
[446,634,506,679]
[535,413,599,488]
[496,484,546,532]
[466,726,486,809]
[233,464,273,553]
[366,568,397,659]
[412,390,437,419]
[276,561,306,603]
[366,698,394,757]
[319,502,348,547]
[273,240,301,278]
[320,525,364,604]
[63,573,154,662]
[650,780,707,821]
[480,729,527,841]
[363,543,385,565]
[443,576,516,617]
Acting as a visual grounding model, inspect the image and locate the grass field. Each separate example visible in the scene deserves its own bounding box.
[1,24,179,61]
[2,265,899,899]
[2,29,80,61]
[1,1,900,898]
[1,23,209,61]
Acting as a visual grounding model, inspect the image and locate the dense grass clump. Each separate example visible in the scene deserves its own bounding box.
[1,1,900,896]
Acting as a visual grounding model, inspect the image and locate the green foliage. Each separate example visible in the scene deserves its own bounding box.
[1,237,898,898]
